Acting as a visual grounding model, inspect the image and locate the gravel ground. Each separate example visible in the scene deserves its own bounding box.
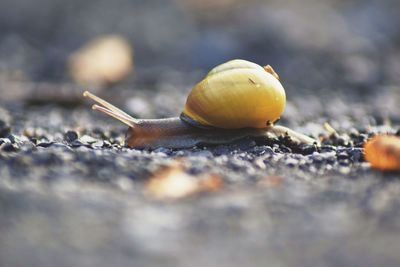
[1,1,400,266]
[0,82,399,267]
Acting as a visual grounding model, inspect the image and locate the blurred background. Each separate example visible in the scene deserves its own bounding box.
[0,0,399,127]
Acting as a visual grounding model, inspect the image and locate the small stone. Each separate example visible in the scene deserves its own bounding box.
[70,140,84,148]
[249,145,274,156]
[285,158,299,167]
[297,144,317,155]
[0,138,10,146]
[336,136,348,146]
[349,128,359,138]
[153,147,173,155]
[337,152,349,160]
[311,154,325,164]
[80,135,98,144]
[280,145,292,153]
[0,120,11,138]
[36,142,54,147]
[353,134,368,147]
[338,159,350,166]
[51,142,70,149]
[321,152,336,164]
[338,166,351,174]
[319,145,336,153]
[349,148,363,162]
[102,140,112,148]
[64,131,79,142]
[92,127,107,139]
[0,142,18,152]
[19,142,35,152]
[234,138,256,151]
[213,145,231,156]
[190,150,213,157]
[91,140,104,148]
[7,134,19,144]
[237,152,254,161]
[37,142,55,148]
[272,144,282,153]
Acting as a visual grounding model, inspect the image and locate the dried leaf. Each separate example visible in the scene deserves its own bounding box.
[69,35,133,86]
[364,135,400,171]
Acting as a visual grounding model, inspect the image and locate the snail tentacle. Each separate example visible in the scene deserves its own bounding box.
[91,104,135,127]
[83,91,138,126]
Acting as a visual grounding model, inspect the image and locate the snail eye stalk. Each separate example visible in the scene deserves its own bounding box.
[83,91,138,127]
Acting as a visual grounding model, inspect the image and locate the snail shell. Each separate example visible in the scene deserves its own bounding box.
[181,59,286,129]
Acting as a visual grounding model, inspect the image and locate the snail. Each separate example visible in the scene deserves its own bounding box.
[83,59,317,149]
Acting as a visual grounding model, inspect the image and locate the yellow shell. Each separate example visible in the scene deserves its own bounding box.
[181,59,286,129]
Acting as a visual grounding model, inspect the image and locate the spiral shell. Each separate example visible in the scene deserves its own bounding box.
[181,59,286,129]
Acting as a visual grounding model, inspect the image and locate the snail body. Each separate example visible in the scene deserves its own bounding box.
[83,59,316,149]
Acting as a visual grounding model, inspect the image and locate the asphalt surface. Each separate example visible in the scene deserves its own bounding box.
[0,82,399,267]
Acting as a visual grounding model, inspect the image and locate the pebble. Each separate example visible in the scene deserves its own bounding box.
[153,147,173,155]
[233,138,256,151]
[7,134,19,144]
[91,140,104,149]
[338,159,350,166]
[50,142,70,149]
[92,127,108,139]
[319,145,336,153]
[336,136,349,146]
[212,145,231,156]
[280,145,292,153]
[349,128,359,138]
[102,140,112,148]
[0,120,11,138]
[297,144,317,155]
[37,142,55,148]
[70,140,84,148]
[80,135,99,144]
[336,152,349,160]
[190,150,213,158]
[321,152,336,164]
[311,153,325,164]
[0,142,18,152]
[285,158,299,167]
[64,131,79,142]
[0,138,10,146]
[249,145,274,156]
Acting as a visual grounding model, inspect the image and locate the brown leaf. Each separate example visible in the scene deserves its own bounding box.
[146,164,223,200]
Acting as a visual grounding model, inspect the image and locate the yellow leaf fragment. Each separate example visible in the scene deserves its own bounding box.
[69,35,133,86]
